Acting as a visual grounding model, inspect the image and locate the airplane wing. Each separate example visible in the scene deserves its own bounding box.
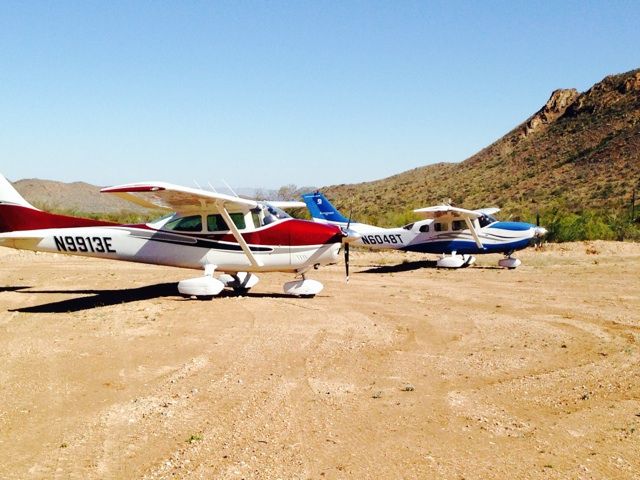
[101,182,258,213]
[475,207,500,216]
[413,205,484,219]
[266,201,307,209]
[102,182,262,267]
[413,205,485,249]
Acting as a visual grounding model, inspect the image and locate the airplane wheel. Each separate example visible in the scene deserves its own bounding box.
[196,295,214,301]
[233,287,251,296]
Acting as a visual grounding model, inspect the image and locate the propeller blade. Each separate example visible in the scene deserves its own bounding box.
[345,242,350,283]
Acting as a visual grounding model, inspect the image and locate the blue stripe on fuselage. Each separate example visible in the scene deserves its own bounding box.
[401,238,533,255]
[488,221,535,231]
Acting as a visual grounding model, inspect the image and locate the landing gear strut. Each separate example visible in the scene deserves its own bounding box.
[219,272,260,295]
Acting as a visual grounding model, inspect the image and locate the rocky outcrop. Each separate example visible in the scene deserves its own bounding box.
[522,88,579,137]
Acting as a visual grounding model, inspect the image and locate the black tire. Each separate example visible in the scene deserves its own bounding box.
[196,295,214,301]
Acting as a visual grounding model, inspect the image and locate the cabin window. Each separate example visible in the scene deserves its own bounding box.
[452,220,465,231]
[402,223,414,230]
[207,213,246,232]
[164,215,203,232]
[252,210,262,229]
[419,224,430,233]
[434,222,448,232]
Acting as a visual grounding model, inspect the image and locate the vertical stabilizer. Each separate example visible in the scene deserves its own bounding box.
[301,192,351,224]
[0,174,36,209]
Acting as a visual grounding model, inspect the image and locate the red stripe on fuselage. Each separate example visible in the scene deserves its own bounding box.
[239,219,343,246]
[0,204,118,232]
[156,219,343,246]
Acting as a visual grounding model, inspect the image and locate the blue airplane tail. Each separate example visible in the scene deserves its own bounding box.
[301,192,351,224]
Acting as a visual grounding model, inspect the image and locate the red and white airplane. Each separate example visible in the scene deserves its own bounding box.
[0,174,358,298]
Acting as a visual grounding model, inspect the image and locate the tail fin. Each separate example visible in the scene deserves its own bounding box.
[301,192,351,224]
[0,173,115,233]
[0,174,36,209]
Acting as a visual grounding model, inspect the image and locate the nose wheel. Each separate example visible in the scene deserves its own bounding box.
[498,253,521,269]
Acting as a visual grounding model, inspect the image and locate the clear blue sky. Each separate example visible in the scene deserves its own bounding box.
[1,1,638,189]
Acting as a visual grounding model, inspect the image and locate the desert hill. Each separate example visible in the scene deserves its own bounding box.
[12,178,150,215]
[323,68,640,227]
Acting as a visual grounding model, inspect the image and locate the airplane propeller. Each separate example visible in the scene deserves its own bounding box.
[340,211,359,283]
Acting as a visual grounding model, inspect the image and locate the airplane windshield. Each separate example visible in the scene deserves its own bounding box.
[264,204,291,220]
[254,203,291,226]
[478,214,498,228]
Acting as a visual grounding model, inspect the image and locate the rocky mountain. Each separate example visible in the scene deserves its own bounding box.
[323,68,640,226]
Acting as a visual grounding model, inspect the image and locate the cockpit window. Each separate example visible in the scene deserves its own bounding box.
[163,215,202,232]
[402,223,414,230]
[478,215,497,228]
[256,203,291,226]
[207,213,246,232]
[265,204,290,220]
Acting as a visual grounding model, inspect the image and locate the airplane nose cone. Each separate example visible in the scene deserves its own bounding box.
[534,226,548,237]
[340,227,362,243]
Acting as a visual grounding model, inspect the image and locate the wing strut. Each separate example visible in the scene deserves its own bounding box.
[217,202,263,268]
[464,217,485,250]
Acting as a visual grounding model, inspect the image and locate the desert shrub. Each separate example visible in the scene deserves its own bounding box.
[539,208,640,242]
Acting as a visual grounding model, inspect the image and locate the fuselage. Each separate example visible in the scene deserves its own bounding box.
[318,218,539,255]
[0,204,343,273]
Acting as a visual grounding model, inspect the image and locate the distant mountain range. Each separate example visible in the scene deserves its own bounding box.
[10,68,640,226]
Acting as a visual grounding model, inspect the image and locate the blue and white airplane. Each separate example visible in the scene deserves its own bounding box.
[301,192,547,269]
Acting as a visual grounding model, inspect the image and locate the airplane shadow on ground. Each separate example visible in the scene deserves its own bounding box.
[357,260,438,273]
[0,286,32,293]
[358,261,505,273]
[9,283,296,313]
[10,282,180,313]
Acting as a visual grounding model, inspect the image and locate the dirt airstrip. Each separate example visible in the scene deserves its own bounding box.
[0,242,639,479]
